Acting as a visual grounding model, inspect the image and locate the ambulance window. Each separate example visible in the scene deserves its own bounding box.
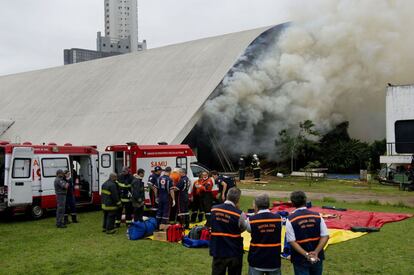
[12,158,31,179]
[101,154,111,168]
[41,158,69,177]
[176,157,187,169]
[191,164,207,178]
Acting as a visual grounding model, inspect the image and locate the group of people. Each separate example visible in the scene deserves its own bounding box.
[55,164,328,275]
[210,189,329,275]
[100,165,235,233]
[53,169,78,228]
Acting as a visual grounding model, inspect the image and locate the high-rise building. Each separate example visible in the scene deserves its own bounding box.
[97,0,146,53]
[64,0,146,65]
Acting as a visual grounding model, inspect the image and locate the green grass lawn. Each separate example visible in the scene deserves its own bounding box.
[0,197,413,275]
[241,178,412,197]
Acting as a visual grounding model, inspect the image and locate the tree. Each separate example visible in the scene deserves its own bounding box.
[277,120,319,172]
[318,122,370,173]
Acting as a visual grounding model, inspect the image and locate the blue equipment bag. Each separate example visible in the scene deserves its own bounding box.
[128,218,157,240]
[182,236,209,248]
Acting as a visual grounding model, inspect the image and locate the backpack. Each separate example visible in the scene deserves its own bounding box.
[188,225,204,240]
[200,227,211,241]
[182,236,210,248]
[128,218,157,240]
[167,224,184,242]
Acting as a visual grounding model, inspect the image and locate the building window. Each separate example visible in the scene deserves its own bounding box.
[126,46,129,49]
[118,45,121,48]
[106,32,110,35]
[110,45,113,48]
[103,43,106,47]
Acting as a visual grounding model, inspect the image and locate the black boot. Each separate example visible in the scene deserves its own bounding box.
[64,215,71,225]
[71,214,78,223]
[190,212,197,223]
[198,213,204,223]
[184,216,190,229]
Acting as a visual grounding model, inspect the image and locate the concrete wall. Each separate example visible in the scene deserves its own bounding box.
[0,26,271,149]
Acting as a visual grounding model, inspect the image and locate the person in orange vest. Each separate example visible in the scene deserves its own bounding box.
[247,194,282,275]
[190,175,204,223]
[198,171,214,227]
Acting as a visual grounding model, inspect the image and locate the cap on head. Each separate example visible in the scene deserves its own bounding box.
[154,166,162,172]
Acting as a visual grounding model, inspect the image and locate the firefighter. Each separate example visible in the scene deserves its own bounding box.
[101,173,121,234]
[154,166,175,227]
[131,168,145,222]
[63,170,78,224]
[199,171,214,227]
[251,154,261,181]
[54,169,69,229]
[147,166,162,212]
[176,168,191,229]
[190,176,204,223]
[211,171,236,203]
[116,167,134,227]
[238,155,246,181]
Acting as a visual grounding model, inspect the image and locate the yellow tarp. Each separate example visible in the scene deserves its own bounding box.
[242,227,367,251]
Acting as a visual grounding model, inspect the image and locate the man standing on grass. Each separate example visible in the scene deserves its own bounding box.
[286,191,329,275]
[101,173,121,234]
[131,168,146,222]
[247,194,282,275]
[54,169,68,229]
[155,166,175,227]
[210,187,247,275]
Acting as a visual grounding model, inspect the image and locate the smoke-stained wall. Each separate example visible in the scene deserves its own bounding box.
[202,0,414,160]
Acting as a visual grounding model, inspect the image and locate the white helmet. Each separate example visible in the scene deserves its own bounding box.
[253,154,258,158]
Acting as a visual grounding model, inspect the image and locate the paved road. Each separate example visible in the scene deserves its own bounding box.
[240,189,414,207]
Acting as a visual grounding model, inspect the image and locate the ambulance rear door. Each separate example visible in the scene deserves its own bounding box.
[99,152,114,191]
[8,147,34,206]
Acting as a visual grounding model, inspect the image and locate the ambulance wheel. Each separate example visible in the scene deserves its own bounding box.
[30,205,44,219]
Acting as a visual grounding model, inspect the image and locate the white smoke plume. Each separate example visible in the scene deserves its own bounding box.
[203,0,414,159]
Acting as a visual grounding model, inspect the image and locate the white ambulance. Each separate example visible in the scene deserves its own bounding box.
[0,141,212,219]
[0,141,100,218]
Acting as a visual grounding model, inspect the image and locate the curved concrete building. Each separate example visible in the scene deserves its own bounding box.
[0,25,280,148]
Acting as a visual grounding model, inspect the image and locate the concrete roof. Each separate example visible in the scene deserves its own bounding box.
[0,26,271,148]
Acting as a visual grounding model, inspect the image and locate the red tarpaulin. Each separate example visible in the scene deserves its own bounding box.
[271,203,413,230]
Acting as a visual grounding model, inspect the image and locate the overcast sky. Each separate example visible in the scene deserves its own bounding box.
[0,0,291,76]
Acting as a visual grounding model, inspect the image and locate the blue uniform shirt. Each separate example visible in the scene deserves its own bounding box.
[156,175,173,199]
[148,173,160,186]
[176,175,190,196]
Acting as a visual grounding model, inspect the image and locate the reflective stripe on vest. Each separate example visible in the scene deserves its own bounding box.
[102,204,118,211]
[101,189,111,195]
[121,198,130,202]
[296,237,321,244]
[249,218,282,224]
[211,232,241,238]
[117,181,130,188]
[211,208,241,218]
[250,243,281,247]
[289,214,321,223]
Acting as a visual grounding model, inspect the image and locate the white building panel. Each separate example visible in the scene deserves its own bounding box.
[0,26,272,149]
